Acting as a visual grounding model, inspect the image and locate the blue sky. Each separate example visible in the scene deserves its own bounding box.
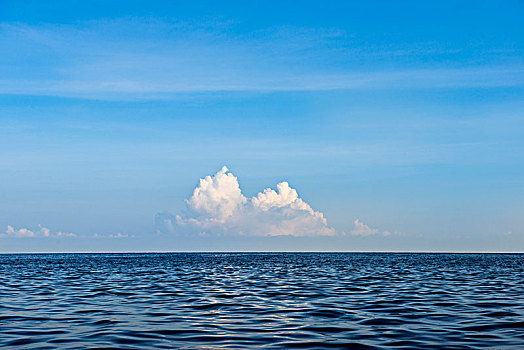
[1,0,523,252]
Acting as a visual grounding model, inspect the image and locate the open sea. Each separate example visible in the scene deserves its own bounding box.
[1,253,523,349]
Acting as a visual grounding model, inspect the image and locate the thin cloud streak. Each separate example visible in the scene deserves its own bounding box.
[0,67,522,100]
[1,19,522,100]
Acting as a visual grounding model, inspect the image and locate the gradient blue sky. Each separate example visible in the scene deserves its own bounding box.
[1,0,523,252]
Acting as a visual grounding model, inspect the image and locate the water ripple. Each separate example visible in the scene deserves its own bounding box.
[0,253,523,349]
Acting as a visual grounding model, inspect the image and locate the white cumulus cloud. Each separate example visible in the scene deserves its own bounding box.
[187,166,247,223]
[156,166,335,237]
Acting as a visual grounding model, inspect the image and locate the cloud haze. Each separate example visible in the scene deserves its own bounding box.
[351,219,391,237]
[156,166,335,237]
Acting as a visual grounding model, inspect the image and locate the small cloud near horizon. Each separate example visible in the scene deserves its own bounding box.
[92,232,132,238]
[351,219,392,237]
[1,225,76,238]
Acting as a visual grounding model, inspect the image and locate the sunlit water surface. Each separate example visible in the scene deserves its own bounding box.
[1,253,523,349]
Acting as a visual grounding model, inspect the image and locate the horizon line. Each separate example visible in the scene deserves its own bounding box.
[1,251,522,254]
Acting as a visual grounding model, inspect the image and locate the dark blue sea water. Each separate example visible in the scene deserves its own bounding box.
[1,253,523,349]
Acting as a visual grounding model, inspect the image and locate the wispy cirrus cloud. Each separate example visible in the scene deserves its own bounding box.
[1,19,522,99]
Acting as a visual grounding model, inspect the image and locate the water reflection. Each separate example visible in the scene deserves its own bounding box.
[0,253,523,349]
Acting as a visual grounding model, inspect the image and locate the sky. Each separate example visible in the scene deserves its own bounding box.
[1,0,523,252]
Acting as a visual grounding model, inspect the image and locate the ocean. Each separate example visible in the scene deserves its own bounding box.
[1,253,523,349]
